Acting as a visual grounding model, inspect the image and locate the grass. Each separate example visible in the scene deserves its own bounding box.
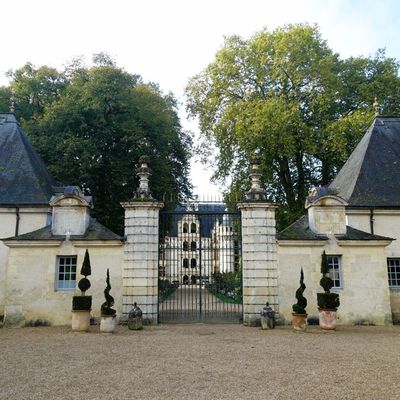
[208,287,242,304]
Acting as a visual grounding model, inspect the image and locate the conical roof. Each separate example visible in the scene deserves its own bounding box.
[0,113,57,205]
[329,116,400,207]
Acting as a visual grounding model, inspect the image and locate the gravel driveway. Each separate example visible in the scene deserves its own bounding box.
[1,324,399,400]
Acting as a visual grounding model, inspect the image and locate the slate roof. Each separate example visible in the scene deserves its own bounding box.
[0,113,57,205]
[4,218,123,242]
[329,116,400,207]
[277,214,392,241]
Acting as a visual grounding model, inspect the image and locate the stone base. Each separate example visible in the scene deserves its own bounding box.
[318,308,337,330]
[71,310,91,332]
[292,313,307,331]
[128,316,143,330]
[100,315,116,333]
[3,304,24,327]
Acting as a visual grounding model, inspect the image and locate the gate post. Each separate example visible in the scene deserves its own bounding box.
[237,158,278,326]
[121,156,163,325]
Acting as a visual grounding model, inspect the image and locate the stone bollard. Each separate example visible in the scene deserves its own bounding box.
[128,302,143,330]
[260,302,276,330]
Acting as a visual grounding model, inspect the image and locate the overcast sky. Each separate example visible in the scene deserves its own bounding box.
[1,0,399,196]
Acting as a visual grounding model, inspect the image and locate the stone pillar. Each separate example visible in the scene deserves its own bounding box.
[237,157,278,326]
[121,156,163,324]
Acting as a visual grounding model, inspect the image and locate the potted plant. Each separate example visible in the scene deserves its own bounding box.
[71,249,92,332]
[292,268,307,331]
[317,251,340,330]
[100,268,116,333]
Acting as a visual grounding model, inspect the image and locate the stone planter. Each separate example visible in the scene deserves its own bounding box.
[71,310,91,332]
[100,314,116,333]
[292,313,307,331]
[318,308,337,330]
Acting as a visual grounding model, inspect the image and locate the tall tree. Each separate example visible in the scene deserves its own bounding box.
[186,24,400,228]
[2,57,192,233]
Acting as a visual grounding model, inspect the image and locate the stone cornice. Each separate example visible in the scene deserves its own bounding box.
[336,240,393,247]
[237,202,278,210]
[277,240,327,247]
[4,240,62,248]
[121,201,164,210]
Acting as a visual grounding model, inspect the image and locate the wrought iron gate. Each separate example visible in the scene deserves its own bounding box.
[158,203,243,323]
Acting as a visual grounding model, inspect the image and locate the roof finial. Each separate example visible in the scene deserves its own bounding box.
[373,97,380,116]
[9,90,15,113]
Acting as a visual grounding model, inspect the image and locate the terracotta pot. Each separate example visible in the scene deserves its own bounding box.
[292,313,307,331]
[71,310,91,332]
[100,315,116,333]
[318,308,337,330]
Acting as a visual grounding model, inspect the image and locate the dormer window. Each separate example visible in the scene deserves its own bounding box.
[190,223,197,233]
[183,223,188,233]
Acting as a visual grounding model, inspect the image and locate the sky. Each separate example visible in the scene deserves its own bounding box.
[1,0,399,196]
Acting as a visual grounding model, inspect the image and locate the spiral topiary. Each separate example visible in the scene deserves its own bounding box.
[101,269,116,316]
[292,268,307,314]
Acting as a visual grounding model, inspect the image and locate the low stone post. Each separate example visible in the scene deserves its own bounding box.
[121,156,163,324]
[237,158,278,326]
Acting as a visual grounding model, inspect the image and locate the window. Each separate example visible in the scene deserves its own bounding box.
[387,258,400,287]
[327,255,342,288]
[182,241,189,251]
[183,223,188,234]
[190,223,197,233]
[190,241,196,251]
[191,259,197,268]
[183,258,189,268]
[56,256,77,290]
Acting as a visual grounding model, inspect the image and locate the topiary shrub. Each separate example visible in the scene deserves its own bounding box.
[292,268,307,314]
[317,251,340,310]
[72,249,92,311]
[101,269,116,316]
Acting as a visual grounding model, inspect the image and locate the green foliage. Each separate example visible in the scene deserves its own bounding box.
[101,269,116,316]
[77,249,91,295]
[72,295,92,311]
[320,251,334,293]
[318,251,340,309]
[186,23,400,229]
[292,268,307,314]
[3,58,192,234]
[317,293,340,309]
[80,249,92,277]
[210,268,242,303]
[158,279,177,301]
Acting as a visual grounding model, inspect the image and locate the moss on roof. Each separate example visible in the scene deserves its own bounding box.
[278,214,393,241]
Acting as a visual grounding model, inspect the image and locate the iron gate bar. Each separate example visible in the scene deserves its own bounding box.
[158,207,243,323]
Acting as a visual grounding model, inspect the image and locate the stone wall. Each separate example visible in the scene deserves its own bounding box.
[122,201,163,324]
[238,202,278,326]
[278,239,393,325]
[0,206,50,315]
[4,241,123,326]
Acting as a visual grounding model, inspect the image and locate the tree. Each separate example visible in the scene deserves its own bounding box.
[186,24,400,228]
[2,57,192,233]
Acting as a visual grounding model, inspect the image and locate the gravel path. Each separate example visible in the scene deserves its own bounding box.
[1,324,400,400]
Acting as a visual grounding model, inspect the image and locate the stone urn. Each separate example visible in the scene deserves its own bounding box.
[318,308,337,330]
[128,302,143,330]
[292,313,307,331]
[260,302,275,329]
[71,310,91,332]
[100,314,117,333]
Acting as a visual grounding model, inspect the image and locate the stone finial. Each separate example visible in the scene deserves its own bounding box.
[135,155,154,200]
[245,156,267,201]
[9,91,15,113]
